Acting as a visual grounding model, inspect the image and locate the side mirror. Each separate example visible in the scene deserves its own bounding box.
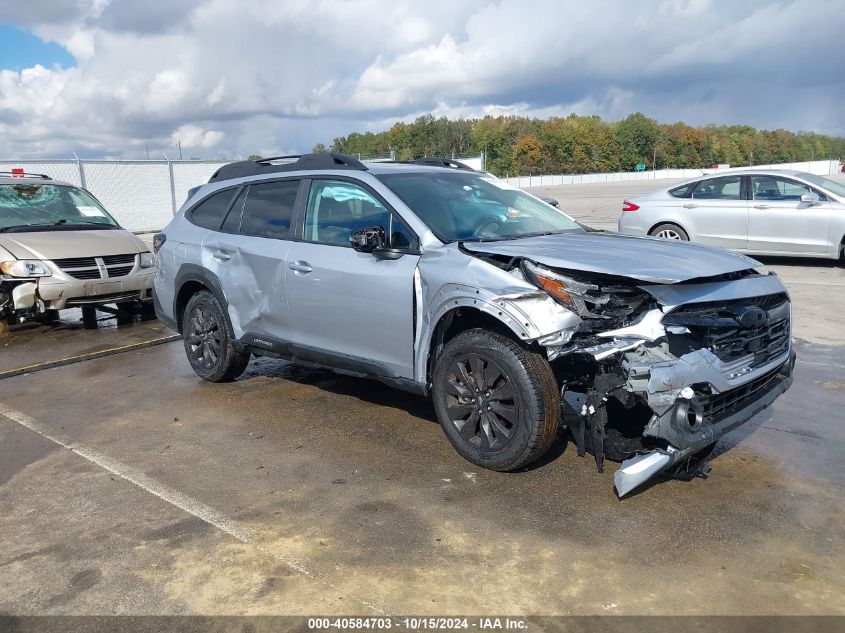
[800,192,821,205]
[349,225,386,253]
[539,196,559,207]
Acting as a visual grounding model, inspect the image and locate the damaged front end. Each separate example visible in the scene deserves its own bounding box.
[474,254,796,497]
[0,279,39,324]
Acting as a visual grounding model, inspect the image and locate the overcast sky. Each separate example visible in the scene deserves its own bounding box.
[0,0,843,159]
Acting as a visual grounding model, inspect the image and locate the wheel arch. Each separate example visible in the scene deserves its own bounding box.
[647,220,688,236]
[173,265,228,333]
[419,282,577,386]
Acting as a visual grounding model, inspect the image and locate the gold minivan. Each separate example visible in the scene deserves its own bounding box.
[0,172,153,325]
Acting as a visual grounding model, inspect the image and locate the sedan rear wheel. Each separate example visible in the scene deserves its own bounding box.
[649,223,689,241]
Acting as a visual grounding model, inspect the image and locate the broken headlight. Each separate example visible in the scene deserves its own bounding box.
[0,259,52,278]
[521,261,606,317]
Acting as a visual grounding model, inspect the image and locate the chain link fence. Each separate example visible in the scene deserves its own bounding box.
[0,159,229,232]
[1,153,486,232]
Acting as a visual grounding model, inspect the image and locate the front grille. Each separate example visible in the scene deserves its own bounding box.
[53,256,96,269]
[664,293,790,368]
[66,269,102,280]
[107,265,133,277]
[52,253,136,280]
[102,254,136,265]
[695,363,785,422]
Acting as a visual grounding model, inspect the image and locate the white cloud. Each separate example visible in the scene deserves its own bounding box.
[0,0,842,157]
[171,124,224,149]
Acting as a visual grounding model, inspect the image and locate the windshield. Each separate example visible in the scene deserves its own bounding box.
[797,173,845,199]
[377,171,583,242]
[0,184,120,232]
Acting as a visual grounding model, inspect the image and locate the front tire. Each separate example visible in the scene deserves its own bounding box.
[183,290,250,382]
[649,223,689,241]
[432,329,560,471]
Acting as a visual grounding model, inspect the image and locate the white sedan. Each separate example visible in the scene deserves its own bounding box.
[617,169,845,260]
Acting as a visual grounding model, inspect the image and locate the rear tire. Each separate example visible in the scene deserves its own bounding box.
[432,329,560,471]
[183,290,250,382]
[649,223,689,241]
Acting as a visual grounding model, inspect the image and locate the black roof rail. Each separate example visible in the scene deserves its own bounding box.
[0,171,52,180]
[409,157,475,170]
[208,152,367,183]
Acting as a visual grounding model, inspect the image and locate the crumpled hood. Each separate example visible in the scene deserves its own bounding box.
[462,231,761,284]
[0,230,146,261]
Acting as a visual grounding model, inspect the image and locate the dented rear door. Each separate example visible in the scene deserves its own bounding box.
[203,179,302,341]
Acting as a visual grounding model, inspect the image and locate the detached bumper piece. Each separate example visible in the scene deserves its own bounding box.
[613,351,795,497]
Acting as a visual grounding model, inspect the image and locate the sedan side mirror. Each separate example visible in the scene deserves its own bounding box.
[350,225,386,253]
[800,192,821,205]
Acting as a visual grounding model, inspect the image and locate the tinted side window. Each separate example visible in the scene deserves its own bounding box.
[751,176,822,201]
[691,176,742,200]
[189,189,237,230]
[221,188,246,233]
[304,180,391,247]
[668,183,696,198]
[239,180,300,239]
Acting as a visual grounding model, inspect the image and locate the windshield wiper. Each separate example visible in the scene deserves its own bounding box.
[0,223,54,233]
[0,220,115,233]
[471,229,582,242]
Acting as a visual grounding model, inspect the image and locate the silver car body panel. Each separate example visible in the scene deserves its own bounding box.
[462,231,761,284]
[618,169,845,259]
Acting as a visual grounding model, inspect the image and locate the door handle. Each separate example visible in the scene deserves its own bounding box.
[212,249,231,262]
[288,260,312,273]
[682,203,699,209]
[753,204,771,210]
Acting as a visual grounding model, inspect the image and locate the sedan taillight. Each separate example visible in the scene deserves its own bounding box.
[622,200,639,212]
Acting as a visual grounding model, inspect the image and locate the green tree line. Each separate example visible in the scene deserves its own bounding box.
[319,113,845,177]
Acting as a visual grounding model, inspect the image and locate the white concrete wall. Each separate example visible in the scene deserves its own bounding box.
[503,159,842,188]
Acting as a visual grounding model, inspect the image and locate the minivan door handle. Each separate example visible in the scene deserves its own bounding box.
[682,203,699,209]
[211,249,231,262]
[753,204,771,210]
[289,260,312,273]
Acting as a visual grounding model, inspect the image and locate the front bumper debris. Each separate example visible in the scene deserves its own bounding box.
[612,350,795,497]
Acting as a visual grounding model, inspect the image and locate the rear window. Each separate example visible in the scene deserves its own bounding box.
[668,183,696,198]
[691,176,742,200]
[239,180,300,239]
[190,188,237,230]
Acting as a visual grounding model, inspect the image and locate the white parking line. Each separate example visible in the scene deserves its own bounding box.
[0,403,253,542]
[0,402,387,614]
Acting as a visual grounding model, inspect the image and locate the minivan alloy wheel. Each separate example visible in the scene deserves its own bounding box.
[445,353,519,451]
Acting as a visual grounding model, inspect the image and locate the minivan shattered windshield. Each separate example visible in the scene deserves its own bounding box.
[0,184,120,232]
[377,171,583,242]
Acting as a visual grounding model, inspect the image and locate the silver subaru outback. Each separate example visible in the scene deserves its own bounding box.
[153,153,795,496]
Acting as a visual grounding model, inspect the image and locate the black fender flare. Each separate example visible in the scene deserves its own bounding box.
[173,264,229,333]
